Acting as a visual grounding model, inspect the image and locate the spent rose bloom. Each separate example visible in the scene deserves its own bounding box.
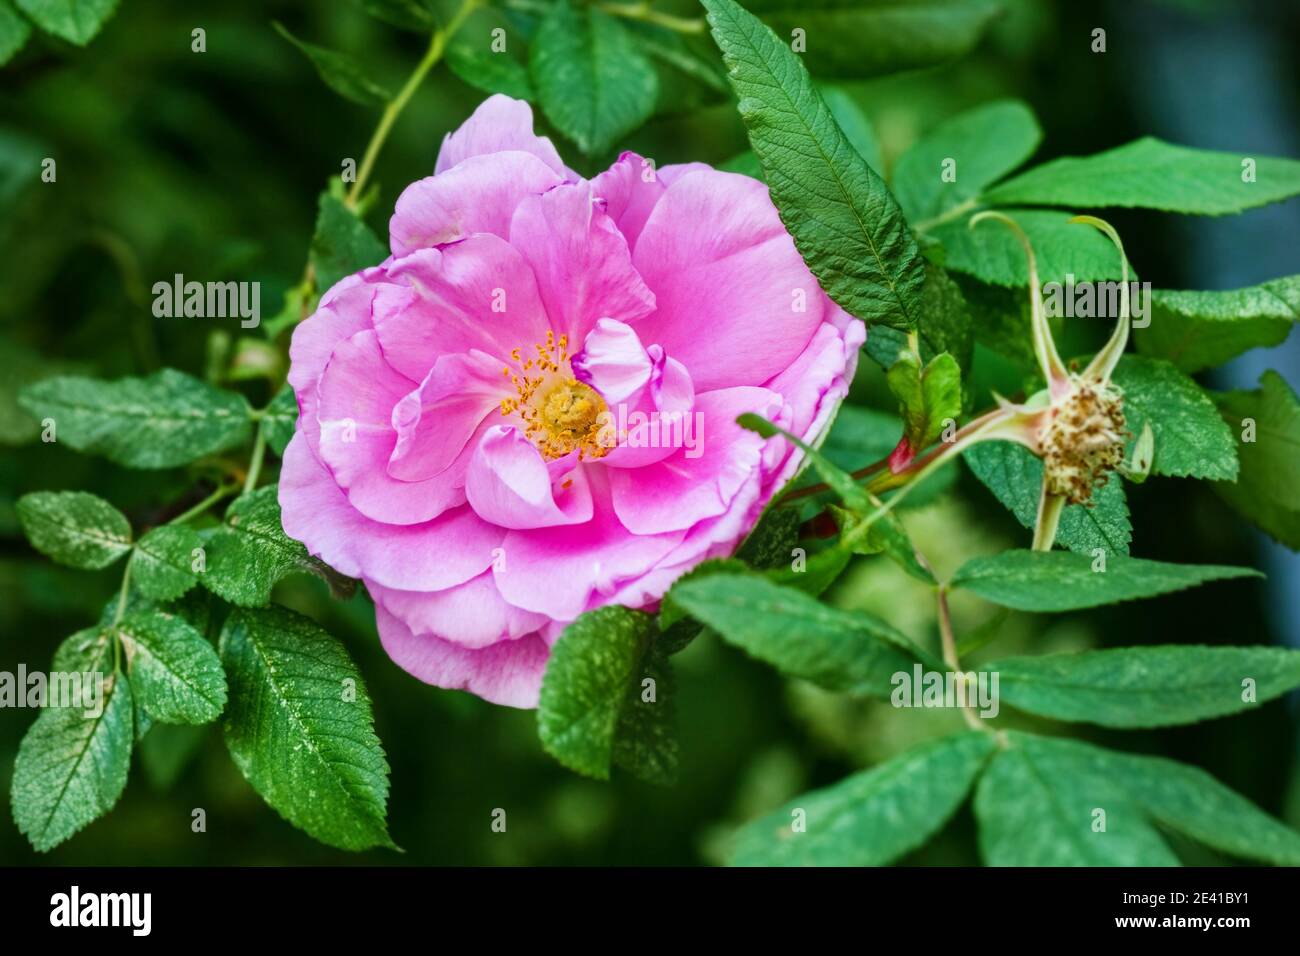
[280,95,864,707]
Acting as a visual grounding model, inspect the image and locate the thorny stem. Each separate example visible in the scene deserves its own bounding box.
[597,1,707,33]
[346,0,481,210]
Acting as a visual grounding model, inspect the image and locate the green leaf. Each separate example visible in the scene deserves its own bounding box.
[930,208,1126,287]
[1098,747,1300,865]
[831,504,935,585]
[1111,355,1238,480]
[119,608,227,725]
[732,732,995,866]
[735,505,802,569]
[273,22,391,107]
[986,645,1300,728]
[1211,371,1300,549]
[975,732,1180,866]
[0,0,32,65]
[11,631,133,852]
[744,0,1000,79]
[667,572,938,695]
[16,490,132,569]
[310,192,387,292]
[611,640,678,784]
[821,84,883,172]
[950,549,1261,612]
[132,524,203,601]
[1135,276,1299,373]
[529,0,658,155]
[349,0,434,32]
[447,37,535,101]
[262,382,299,457]
[703,0,926,330]
[203,485,350,607]
[16,0,117,46]
[538,605,671,780]
[885,350,961,462]
[19,369,254,469]
[983,137,1300,215]
[220,605,394,851]
[892,99,1042,225]
[626,20,729,95]
[964,441,1132,556]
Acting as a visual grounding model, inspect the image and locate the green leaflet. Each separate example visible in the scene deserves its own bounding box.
[0,0,31,65]
[202,485,351,607]
[950,549,1262,612]
[964,441,1133,556]
[975,733,1180,866]
[1135,276,1299,373]
[16,0,117,46]
[220,605,394,851]
[1211,370,1300,549]
[310,193,387,292]
[349,0,434,33]
[885,350,962,462]
[19,369,254,469]
[1100,747,1300,865]
[119,608,227,725]
[16,491,132,569]
[132,524,203,601]
[976,733,1300,865]
[447,37,535,102]
[930,208,1126,287]
[273,22,391,107]
[261,383,299,457]
[892,99,1042,225]
[742,0,1000,79]
[986,645,1300,728]
[703,0,926,330]
[530,0,657,155]
[11,628,133,852]
[983,137,1300,215]
[611,640,678,785]
[731,732,996,866]
[667,572,940,696]
[821,85,883,173]
[1111,355,1238,480]
[538,605,675,782]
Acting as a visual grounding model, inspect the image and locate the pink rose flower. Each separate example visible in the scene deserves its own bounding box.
[280,95,864,707]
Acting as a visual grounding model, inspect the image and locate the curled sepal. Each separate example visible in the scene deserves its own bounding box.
[1031,486,1066,552]
[1071,215,1132,384]
[1118,422,1155,484]
[970,211,1070,400]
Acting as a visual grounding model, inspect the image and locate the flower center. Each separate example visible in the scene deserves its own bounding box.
[1039,377,1127,505]
[499,331,610,461]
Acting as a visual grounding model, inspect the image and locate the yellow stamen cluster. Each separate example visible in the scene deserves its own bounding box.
[499,330,610,461]
[1040,378,1127,505]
